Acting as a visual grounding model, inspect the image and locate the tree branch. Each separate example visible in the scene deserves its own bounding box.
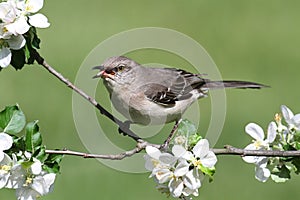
[31,49,140,141]
[213,145,300,157]
[45,144,300,160]
[162,119,181,150]
[45,139,160,160]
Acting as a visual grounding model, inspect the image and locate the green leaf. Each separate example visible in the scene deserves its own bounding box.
[43,163,61,174]
[46,153,64,164]
[188,134,202,149]
[35,145,48,162]
[9,135,26,153]
[199,165,216,178]
[271,164,291,183]
[25,121,42,153]
[177,119,197,136]
[291,157,300,174]
[44,154,64,173]
[0,105,26,134]
[22,27,41,65]
[10,49,26,70]
[21,160,34,169]
[24,43,31,62]
[32,31,41,49]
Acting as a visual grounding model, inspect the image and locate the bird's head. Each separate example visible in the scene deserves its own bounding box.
[93,56,138,87]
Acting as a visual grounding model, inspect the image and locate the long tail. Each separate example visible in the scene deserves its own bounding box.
[203,80,269,89]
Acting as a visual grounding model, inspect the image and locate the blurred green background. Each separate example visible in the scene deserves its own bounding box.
[1,0,300,199]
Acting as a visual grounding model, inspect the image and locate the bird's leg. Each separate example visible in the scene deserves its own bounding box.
[161,119,182,150]
[118,120,140,140]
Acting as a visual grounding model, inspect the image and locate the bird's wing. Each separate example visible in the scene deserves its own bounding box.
[142,68,207,107]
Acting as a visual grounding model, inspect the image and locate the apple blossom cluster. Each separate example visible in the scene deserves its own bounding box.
[0,0,49,68]
[243,105,300,183]
[0,105,63,200]
[144,121,217,200]
[0,135,56,200]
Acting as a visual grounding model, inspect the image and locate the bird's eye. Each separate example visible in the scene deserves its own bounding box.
[116,64,126,72]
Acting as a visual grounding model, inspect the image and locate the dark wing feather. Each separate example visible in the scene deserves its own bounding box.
[143,69,206,107]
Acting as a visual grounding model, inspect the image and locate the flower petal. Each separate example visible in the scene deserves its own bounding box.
[5,15,30,35]
[201,151,217,168]
[144,155,155,171]
[244,143,257,150]
[29,13,50,28]
[255,166,270,182]
[0,47,11,68]
[242,143,265,163]
[145,146,161,160]
[182,151,193,161]
[281,105,293,123]
[6,164,25,189]
[292,114,300,129]
[193,139,209,158]
[174,161,189,177]
[245,123,265,141]
[30,160,42,175]
[266,122,277,143]
[31,176,47,195]
[0,152,4,163]
[154,168,172,184]
[16,187,40,200]
[25,0,44,13]
[0,133,13,151]
[172,145,186,158]
[7,35,26,50]
[242,155,257,163]
[159,153,176,165]
[168,178,184,198]
[42,173,56,193]
[183,170,201,190]
[183,187,199,197]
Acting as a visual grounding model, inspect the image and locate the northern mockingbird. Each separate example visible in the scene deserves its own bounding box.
[93,56,266,126]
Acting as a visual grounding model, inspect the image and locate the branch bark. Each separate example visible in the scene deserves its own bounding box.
[45,140,160,160]
[213,145,300,157]
[45,144,300,160]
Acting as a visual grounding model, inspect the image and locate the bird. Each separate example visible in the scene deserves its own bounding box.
[93,56,267,126]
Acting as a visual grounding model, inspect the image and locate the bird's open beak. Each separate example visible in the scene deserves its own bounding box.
[92,66,115,79]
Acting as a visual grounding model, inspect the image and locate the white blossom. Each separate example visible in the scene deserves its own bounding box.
[242,122,276,164]
[0,132,13,162]
[0,153,12,188]
[254,158,271,182]
[6,157,56,200]
[15,172,56,200]
[181,139,217,170]
[145,139,217,199]
[28,13,49,28]
[0,0,49,68]
[281,105,300,131]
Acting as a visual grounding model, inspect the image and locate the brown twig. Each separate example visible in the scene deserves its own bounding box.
[45,139,160,160]
[212,145,300,157]
[161,119,182,150]
[45,145,300,160]
[31,49,140,141]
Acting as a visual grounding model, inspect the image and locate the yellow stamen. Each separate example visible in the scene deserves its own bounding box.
[191,158,201,167]
[275,113,282,123]
[253,140,263,148]
[151,159,160,167]
[24,177,33,187]
[0,165,11,171]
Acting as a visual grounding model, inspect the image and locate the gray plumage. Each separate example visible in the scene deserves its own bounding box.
[93,56,267,125]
